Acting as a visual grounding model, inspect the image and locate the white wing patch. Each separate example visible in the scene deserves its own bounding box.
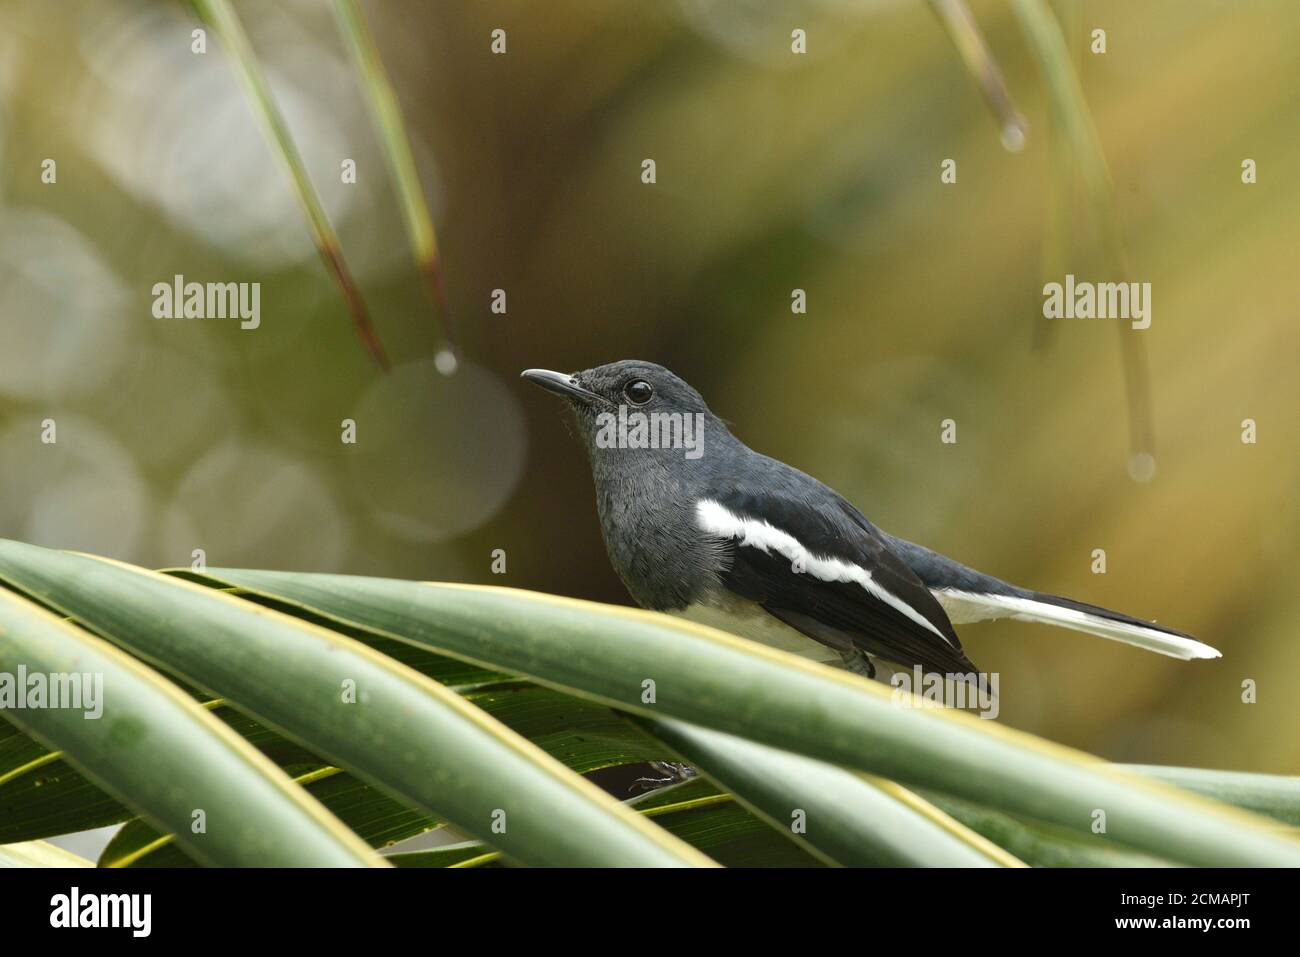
[933,588,1221,660]
[694,498,951,644]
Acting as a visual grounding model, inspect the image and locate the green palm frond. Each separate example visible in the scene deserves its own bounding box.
[1,540,1297,868]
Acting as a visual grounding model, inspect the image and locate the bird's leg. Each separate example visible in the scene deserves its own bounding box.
[631,761,698,793]
[838,649,877,680]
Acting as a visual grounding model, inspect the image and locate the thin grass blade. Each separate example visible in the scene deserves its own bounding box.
[190,0,390,369]
[927,0,1027,151]
[331,0,455,355]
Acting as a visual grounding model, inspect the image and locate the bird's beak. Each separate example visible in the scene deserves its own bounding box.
[520,368,603,405]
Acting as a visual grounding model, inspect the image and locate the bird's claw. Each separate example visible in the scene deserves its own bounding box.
[839,649,877,679]
[630,761,698,793]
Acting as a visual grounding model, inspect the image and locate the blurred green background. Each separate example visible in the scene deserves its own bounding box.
[0,0,1295,777]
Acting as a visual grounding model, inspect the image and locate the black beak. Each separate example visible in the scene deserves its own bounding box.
[520,368,603,405]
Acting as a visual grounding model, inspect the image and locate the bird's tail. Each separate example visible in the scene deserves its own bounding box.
[935,588,1221,661]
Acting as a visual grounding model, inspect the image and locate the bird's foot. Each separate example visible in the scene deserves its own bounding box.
[631,761,698,793]
[839,649,877,679]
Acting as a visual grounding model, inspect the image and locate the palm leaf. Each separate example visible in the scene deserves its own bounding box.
[0,588,381,867]
[641,717,1017,866]
[920,792,1175,867]
[1120,765,1300,827]
[99,683,670,866]
[0,541,711,868]
[391,778,824,869]
[2,540,1295,867]
[186,569,1300,867]
[0,840,93,868]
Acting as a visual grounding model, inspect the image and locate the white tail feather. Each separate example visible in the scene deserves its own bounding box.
[933,589,1221,661]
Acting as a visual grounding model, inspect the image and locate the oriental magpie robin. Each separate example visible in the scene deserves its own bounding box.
[522,360,1220,682]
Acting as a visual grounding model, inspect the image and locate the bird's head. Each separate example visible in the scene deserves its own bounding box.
[521,360,719,463]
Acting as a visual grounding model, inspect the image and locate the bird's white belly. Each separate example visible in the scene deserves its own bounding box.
[931,588,1006,625]
[669,598,841,664]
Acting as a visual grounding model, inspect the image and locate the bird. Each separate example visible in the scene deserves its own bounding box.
[521,360,1221,687]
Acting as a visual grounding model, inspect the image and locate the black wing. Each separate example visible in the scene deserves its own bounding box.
[703,482,979,677]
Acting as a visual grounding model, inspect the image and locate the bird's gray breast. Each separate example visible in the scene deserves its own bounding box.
[589,463,722,611]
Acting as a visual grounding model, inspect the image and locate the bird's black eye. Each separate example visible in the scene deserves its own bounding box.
[623,379,653,405]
